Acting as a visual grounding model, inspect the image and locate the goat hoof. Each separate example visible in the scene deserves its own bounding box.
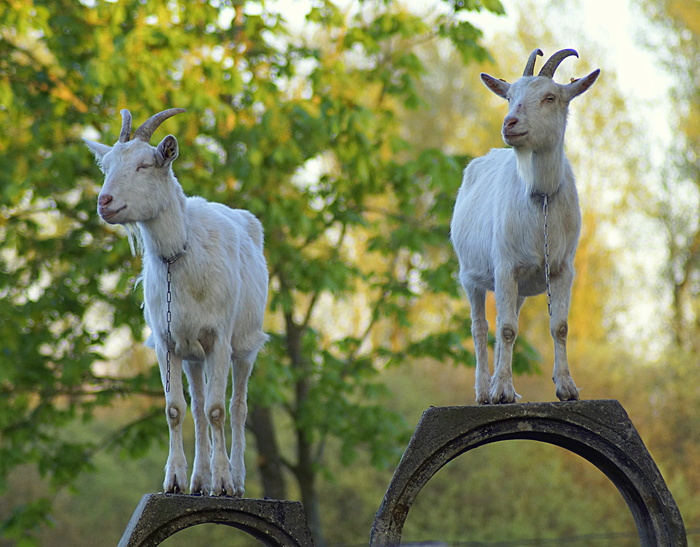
[475,390,491,405]
[489,384,519,405]
[211,480,236,497]
[189,475,211,496]
[554,377,580,401]
[165,476,184,494]
[556,389,580,402]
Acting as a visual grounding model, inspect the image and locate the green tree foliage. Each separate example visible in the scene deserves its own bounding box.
[0,0,511,544]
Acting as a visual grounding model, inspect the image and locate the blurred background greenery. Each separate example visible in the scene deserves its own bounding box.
[1,0,699,545]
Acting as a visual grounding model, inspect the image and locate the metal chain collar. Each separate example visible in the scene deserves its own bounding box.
[162,248,186,394]
[542,194,553,317]
[165,260,173,393]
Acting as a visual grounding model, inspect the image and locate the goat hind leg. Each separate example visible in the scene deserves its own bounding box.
[466,285,490,404]
[230,356,254,497]
[205,344,235,496]
[184,360,212,494]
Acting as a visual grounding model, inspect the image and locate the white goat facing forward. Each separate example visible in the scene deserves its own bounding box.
[84,108,269,496]
[450,49,599,404]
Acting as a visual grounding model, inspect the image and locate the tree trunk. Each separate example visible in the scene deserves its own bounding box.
[296,428,326,547]
[284,311,327,546]
[248,404,287,500]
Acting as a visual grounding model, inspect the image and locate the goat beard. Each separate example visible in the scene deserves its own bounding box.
[125,223,145,256]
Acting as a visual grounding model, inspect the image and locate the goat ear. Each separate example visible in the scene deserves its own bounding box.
[83,138,112,164]
[563,68,600,102]
[480,73,510,99]
[155,135,179,168]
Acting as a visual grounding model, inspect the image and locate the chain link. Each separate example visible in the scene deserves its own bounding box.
[542,194,553,317]
[165,261,173,393]
[160,246,185,395]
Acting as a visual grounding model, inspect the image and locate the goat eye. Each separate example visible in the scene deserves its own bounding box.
[136,164,150,172]
[545,95,556,102]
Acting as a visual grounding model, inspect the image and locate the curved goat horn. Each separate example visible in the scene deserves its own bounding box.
[538,49,578,78]
[523,48,543,76]
[118,109,132,143]
[133,108,186,142]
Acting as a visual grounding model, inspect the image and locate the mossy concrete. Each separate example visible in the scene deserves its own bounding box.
[370,400,686,547]
[118,494,314,546]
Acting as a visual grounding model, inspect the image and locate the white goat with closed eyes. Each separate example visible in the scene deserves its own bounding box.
[450,49,599,404]
[84,108,269,496]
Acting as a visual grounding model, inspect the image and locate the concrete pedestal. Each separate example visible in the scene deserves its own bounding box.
[370,400,686,546]
[118,494,314,547]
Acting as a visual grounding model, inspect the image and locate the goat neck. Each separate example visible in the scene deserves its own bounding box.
[514,142,565,197]
[138,182,188,263]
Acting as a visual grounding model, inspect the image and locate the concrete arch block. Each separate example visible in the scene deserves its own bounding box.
[118,494,314,547]
[370,400,686,546]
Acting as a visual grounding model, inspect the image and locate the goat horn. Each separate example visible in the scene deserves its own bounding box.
[538,49,579,79]
[133,108,186,142]
[522,48,543,77]
[118,109,132,143]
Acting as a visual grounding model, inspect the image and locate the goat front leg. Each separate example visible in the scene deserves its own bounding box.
[157,347,188,493]
[491,272,521,404]
[230,356,254,497]
[465,284,490,404]
[183,360,212,495]
[205,343,235,496]
[549,267,579,401]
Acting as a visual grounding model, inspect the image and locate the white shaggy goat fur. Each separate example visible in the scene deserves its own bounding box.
[450,49,599,404]
[85,108,269,496]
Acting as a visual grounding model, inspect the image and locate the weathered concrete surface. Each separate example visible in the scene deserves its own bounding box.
[370,400,686,547]
[118,494,314,547]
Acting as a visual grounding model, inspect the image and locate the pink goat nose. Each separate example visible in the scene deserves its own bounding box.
[504,116,518,129]
[99,194,113,207]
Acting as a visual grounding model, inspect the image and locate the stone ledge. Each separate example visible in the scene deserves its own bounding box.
[370,400,686,547]
[118,494,314,547]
